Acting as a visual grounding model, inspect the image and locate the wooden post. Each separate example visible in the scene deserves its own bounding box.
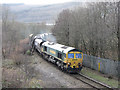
[98,62,100,72]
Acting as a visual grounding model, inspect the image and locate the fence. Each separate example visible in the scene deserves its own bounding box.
[83,54,119,77]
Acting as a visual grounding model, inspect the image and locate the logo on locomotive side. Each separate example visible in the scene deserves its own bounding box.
[50,50,56,55]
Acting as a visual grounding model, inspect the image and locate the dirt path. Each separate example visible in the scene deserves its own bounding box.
[30,53,92,88]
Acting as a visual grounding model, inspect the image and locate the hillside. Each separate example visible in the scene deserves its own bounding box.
[3,2,82,23]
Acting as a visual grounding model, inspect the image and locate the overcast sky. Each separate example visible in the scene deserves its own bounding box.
[1,0,118,5]
[1,0,75,5]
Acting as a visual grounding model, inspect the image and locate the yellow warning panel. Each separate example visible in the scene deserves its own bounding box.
[98,63,100,71]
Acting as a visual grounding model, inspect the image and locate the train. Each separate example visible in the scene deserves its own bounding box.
[29,33,83,73]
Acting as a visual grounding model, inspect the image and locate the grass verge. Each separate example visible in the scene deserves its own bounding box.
[81,67,118,88]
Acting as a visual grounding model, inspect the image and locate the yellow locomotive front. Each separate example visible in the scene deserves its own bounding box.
[64,49,83,73]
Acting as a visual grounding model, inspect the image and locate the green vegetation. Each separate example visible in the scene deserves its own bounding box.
[2,54,42,88]
[2,59,14,68]
[29,78,42,88]
[26,50,31,55]
[81,67,118,88]
[2,66,26,88]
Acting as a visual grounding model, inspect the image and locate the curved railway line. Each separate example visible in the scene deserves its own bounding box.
[70,73,113,89]
[35,50,113,89]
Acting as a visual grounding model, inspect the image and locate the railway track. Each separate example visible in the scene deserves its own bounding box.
[71,73,113,90]
[36,51,113,89]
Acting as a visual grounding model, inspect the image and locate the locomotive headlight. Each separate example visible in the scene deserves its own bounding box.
[68,63,71,65]
[78,63,82,66]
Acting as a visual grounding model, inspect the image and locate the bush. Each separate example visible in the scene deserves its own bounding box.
[11,52,26,66]
[2,68,26,88]
[26,50,31,55]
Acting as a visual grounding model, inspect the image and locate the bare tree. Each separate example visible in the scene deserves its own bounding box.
[52,9,71,46]
[52,2,118,60]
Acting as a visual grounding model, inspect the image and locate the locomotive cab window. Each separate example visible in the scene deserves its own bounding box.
[44,46,47,51]
[58,52,62,59]
[68,53,74,58]
[76,53,82,58]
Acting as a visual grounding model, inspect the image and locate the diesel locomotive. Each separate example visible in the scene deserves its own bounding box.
[29,33,83,73]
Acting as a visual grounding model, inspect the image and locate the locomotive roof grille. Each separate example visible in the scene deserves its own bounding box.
[43,41,75,53]
[48,42,55,45]
[61,46,68,49]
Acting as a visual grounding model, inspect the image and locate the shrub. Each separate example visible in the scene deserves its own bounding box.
[26,50,31,55]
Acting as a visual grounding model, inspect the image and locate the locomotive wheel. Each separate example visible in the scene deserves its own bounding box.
[60,63,64,70]
[60,65,63,69]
